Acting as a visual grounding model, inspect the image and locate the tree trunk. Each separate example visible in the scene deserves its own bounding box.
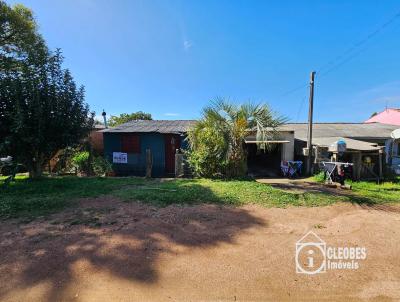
[28,161,43,178]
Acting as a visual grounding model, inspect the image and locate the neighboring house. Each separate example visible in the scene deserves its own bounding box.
[365,108,400,126]
[49,124,106,172]
[101,119,296,177]
[280,122,400,178]
[101,120,195,177]
[89,124,106,155]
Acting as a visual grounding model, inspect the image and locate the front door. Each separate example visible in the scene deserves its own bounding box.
[165,134,180,175]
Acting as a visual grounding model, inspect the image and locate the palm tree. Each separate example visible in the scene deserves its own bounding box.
[188,98,286,177]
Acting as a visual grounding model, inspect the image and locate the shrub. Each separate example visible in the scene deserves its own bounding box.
[186,99,285,178]
[92,156,113,176]
[186,124,229,178]
[53,147,76,174]
[313,171,326,183]
[71,151,90,175]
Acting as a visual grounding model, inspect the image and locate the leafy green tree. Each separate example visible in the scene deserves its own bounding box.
[187,99,285,177]
[0,1,47,70]
[108,111,152,127]
[0,2,93,178]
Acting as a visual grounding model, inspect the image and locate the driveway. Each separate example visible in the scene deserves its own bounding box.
[256,177,353,195]
[0,198,399,301]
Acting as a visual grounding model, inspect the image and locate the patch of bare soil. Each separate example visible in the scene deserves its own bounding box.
[0,198,399,301]
[257,178,356,196]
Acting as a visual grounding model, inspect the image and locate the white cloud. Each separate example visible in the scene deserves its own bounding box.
[164,113,180,117]
[183,40,192,51]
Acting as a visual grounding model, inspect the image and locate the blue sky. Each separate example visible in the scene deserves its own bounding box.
[7,0,400,122]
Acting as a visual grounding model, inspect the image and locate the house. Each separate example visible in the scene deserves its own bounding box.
[101,119,400,178]
[101,119,296,177]
[101,120,195,177]
[280,122,400,178]
[89,124,106,154]
[49,124,106,173]
[365,108,400,126]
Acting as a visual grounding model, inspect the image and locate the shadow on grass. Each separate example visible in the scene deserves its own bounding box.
[269,180,400,213]
[0,176,144,218]
[116,180,245,206]
[344,194,400,214]
[0,184,266,302]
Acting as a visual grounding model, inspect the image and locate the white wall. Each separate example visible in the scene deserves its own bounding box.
[280,131,295,161]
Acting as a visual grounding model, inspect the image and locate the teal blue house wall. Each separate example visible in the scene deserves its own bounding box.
[103,132,185,177]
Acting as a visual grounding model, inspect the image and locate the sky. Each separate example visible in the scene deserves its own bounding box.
[6,0,400,122]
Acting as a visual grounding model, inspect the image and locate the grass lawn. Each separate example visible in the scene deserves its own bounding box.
[312,172,400,204]
[1,175,399,218]
[350,180,400,203]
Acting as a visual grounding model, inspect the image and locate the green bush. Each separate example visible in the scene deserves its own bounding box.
[93,156,113,176]
[313,171,326,183]
[53,147,76,174]
[186,99,285,178]
[71,151,90,175]
[186,125,229,178]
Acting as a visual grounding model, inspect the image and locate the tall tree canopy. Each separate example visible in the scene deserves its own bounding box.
[108,111,152,127]
[187,99,285,178]
[0,1,46,70]
[0,1,93,178]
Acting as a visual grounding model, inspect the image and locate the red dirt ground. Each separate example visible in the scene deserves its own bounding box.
[0,198,399,301]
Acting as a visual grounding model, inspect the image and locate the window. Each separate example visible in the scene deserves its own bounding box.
[121,134,140,153]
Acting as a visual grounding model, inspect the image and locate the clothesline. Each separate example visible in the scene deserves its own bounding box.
[321,161,353,184]
[321,161,354,166]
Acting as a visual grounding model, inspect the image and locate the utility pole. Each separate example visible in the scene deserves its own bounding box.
[306,71,316,176]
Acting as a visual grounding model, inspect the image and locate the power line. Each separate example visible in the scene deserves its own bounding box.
[318,45,370,79]
[278,82,309,97]
[295,95,307,122]
[316,8,400,77]
[279,8,400,97]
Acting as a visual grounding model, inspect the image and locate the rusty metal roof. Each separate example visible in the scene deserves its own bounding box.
[310,137,380,151]
[101,120,196,134]
[279,122,399,141]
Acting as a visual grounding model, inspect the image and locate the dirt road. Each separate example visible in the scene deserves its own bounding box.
[0,198,399,301]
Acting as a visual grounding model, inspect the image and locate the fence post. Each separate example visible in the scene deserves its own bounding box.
[378,148,383,183]
[146,149,152,178]
[175,153,184,178]
[352,152,362,181]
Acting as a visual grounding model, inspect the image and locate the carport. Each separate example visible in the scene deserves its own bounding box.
[244,129,295,177]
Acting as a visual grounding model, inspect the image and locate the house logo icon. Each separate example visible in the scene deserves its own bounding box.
[295,231,326,274]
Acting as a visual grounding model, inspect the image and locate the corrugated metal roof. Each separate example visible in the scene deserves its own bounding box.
[101,120,400,143]
[101,120,196,133]
[310,137,380,151]
[279,123,399,140]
